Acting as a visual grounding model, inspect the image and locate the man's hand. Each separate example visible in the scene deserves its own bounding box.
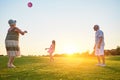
[97,44,101,49]
[93,45,96,49]
[97,37,103,49]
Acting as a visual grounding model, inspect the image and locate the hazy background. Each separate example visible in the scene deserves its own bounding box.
[0,0,120,55]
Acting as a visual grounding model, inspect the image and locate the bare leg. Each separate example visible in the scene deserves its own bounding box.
[50,53,54,62]
[51,55,54,61]
[11,57,15,65]
[9,57,12,65]
[7,52,11,67]
[97,56,101,64]
[101,55,105,64]
[50,54,52,62]
[8,56,11,67]
[8,56,13,68]
[8,56,16,68]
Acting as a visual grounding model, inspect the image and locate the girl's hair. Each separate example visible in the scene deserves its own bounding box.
[52,40,55,45]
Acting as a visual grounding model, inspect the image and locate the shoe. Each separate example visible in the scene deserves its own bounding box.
[8,64,16,68]
[11,64,16,68]
[7,64,11,68]
[96,63,101,66]
[8,65,12,68]
[100,64,106,67]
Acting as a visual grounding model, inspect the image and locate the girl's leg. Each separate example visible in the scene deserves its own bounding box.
[51,55,54,61]
[50,54,52,62]
[50,53,53,62]
[50,53,54,62]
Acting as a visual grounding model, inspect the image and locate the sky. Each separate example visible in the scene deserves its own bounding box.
[0,0,120,56]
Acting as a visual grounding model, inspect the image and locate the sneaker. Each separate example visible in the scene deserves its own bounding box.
[11,64,16,68]
[8,65,12,68]
[8,64,16,68]
[100,64,106,67]
[96,63,101,66]
[7,64,11,68]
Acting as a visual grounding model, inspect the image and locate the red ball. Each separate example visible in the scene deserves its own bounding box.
[28,2,33,8]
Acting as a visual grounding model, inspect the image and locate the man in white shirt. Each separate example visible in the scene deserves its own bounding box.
[93,25,106,66]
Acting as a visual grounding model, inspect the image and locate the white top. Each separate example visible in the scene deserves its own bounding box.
[95,29,105,46]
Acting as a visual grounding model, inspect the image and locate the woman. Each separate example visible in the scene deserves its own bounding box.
[5,19,27,68]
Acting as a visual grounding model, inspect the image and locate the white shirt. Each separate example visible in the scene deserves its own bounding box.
[95,30,105,46]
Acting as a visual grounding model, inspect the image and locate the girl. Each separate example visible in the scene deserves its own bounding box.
[45,40,56,62]
[5,19,27,68]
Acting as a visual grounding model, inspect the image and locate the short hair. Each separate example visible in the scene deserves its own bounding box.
[94,25,99,29]
[8,19,16,25]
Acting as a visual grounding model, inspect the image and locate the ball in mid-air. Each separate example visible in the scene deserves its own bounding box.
[28,2,33,8]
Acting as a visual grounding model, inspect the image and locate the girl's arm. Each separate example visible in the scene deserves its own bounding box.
[45,45,52,50]
[15,27,27,35]
[45,48,49,50]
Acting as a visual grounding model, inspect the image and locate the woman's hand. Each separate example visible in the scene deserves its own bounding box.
[15,27,27,35]
[24,31,28,33]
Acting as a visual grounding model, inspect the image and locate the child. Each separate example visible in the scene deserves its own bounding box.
[45,40,56,62]
[5,19,27,68]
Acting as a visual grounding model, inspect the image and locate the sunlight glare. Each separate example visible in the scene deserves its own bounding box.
[63,45,79,55]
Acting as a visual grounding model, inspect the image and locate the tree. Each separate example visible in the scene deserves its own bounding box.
[116,46,120,55]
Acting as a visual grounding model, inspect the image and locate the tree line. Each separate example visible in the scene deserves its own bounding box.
[52,46,120,57]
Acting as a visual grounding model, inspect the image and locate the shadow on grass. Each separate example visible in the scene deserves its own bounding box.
[0,56,49,70]
[104,66,120,72]
[106,56,120,61]
[0,64,58,80]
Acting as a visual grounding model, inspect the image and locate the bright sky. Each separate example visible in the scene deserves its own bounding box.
[0,0,120,56]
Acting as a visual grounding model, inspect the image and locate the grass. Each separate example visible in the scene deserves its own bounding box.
[0,55,120,80]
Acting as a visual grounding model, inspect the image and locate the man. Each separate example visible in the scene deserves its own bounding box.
[93,25,105,66]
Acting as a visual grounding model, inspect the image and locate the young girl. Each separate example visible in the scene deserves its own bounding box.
[45,40,56,62]
[5,19,27,68]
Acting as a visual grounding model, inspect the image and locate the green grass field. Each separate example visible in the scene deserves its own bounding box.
[0,56,120,80]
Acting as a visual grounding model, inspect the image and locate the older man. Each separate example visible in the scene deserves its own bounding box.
[93,25,105,66]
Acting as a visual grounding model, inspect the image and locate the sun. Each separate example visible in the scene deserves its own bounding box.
[63,45,79,55]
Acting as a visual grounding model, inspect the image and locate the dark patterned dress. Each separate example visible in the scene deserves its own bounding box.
[5,27,20,57]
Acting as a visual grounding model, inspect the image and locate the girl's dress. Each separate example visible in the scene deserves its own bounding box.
[47,44,55,54]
